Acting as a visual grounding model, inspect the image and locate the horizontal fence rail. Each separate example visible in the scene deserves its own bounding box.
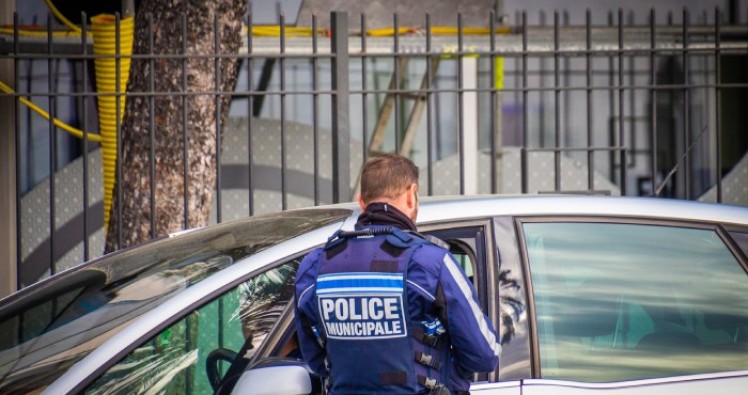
[1,7,747,290]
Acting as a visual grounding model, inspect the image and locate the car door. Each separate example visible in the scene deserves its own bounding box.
[421,220,522,395]
[516,217,748,394]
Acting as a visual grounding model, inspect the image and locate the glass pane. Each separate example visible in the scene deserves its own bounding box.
[524,222,748,382]
[85,260,299,394]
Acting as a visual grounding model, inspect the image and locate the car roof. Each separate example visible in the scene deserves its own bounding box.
[412,195,748,226]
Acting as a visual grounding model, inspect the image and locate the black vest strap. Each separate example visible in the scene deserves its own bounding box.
[379,371,408,385]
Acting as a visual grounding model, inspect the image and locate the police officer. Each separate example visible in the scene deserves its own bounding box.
[295,154,500,394]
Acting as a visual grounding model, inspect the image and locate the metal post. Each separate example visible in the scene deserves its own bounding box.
[714,7,722,203]
[649,9,658,196]
[618,9,627,195]
[554,11,561,192]
[0,4,17,297]
[682,8,690,199]
[521,11,528,194]
[586,9,594,191]
[330,11,350,203]
[47,15,57,276]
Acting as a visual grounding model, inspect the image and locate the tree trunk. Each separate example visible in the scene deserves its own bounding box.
[105,0,246,252]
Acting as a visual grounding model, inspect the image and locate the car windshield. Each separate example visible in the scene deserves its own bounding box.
[0,208,350,393]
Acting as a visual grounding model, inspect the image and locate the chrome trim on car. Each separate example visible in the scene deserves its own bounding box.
[521,369,748,389]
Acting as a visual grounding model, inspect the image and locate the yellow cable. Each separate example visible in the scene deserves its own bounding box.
[367,26,512,36]
[367,27,415,37]
[43,0,90,35]
[0,27,83,37]
[245,25,321,37]
[0,80,103,142]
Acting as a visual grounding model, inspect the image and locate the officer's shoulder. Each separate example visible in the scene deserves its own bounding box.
[296,248,323,277]
[410,235,450,259]
[416,233,450,250]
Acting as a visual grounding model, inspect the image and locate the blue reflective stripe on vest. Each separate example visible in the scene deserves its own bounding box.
[317,273,404,295]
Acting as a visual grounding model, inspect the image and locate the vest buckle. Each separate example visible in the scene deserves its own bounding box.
[416,351,442,369]
[418,375,451,395]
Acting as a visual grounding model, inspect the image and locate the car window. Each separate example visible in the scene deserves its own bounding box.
[85,259,299,394]
[424,226,488,302]
[523,221,748,382]
[0,208,349,394]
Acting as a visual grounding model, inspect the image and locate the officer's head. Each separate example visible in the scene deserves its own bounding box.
[358,154,420,221]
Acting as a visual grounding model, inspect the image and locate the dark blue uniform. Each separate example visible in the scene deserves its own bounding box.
[295,219,500,394]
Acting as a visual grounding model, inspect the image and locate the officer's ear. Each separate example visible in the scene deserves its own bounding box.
[358,193,367,211]
[406,183,418,209]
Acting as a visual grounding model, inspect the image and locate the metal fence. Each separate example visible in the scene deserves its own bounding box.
[1,8,748,290]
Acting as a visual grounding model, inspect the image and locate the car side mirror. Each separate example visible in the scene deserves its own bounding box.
[230,360,317,395]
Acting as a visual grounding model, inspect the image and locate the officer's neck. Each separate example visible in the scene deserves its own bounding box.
[356,202,417,232]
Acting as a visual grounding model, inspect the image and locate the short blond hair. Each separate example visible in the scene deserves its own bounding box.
[359,154,419,204]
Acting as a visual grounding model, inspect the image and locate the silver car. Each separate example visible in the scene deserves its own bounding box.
[1,196,747,394]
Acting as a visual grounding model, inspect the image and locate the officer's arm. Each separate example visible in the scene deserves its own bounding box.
[294,251,329,377]
[436,252,501,373]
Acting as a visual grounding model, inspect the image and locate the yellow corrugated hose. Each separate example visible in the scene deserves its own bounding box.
[90,14,134,230]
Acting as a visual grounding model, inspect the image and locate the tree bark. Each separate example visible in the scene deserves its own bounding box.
[105,0,246,252]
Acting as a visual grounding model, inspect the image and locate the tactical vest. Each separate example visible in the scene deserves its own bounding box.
[313,227,454,394]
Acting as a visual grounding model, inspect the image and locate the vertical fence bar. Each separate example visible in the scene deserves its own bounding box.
[279,13,287,210]
[521,11,528,194]
[148,14,157,237]
[247,12,254,215]
[81,13,90,261]
[426,13,434,196]
[563,11,571,151]
[214,14,224,221]
[682,8,690,199]
[313,14,320,205]
[553,11,561,192]
[0,5,11,293]
[330,11,350,203]
[649,8,658,196]
[457,13,465,194]
[47,14,56,275]
[618,8,627,195]
[489,11,497,194]
[627,11,637,169]
[216,13,225,360]
[586,9,594,191]
[354,21,365,174]
[539,11,546,148]
[14,14,22,286]
[607,11,616,184]
[714,7,722,203]
[181,14,189,228]
[116,14,123,248]
[393,13,401,152]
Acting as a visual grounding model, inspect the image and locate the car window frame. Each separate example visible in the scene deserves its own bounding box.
[419,219,499,382]
[492,215,533,381]
[515,215,748,381]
